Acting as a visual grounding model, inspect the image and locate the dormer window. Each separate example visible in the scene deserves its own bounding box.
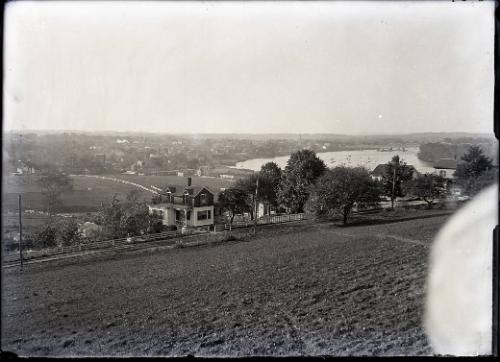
[200,193,207,205]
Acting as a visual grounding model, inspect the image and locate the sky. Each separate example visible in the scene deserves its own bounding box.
[3,1,496,135]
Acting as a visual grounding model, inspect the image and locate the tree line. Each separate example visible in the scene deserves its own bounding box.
[19,144,495,249]
[218,144,496,227]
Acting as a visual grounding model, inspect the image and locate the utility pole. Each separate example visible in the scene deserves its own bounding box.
[253,177,259,236]
[391,165,397,210]
[18,194,23,269]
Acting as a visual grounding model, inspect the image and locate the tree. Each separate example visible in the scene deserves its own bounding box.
[35,223,58,248]
[310,166,382,225]
[125,189,142,204]
[234,174,259,220]
[278,149,327,213]
[96,192,158,239]
[121,201,151,236]
[218,188,248,231]
[259,162,282,209]
[36,172,73,215]
[96,195,125,239]
[454,145,495,195]
[406,173,446,208]
[382,155,415,209]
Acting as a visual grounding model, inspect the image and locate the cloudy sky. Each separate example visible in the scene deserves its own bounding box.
[3,1,495,135]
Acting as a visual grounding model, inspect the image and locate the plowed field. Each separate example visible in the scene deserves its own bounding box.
[1,214,450,356]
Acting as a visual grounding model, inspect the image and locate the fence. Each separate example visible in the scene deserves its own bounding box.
[4,213,307,265]
[3,229,209,265]
[226,213,306,229]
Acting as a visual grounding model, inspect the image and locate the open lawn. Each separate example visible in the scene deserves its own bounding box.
[2,175,233,213]
[1,213,450,356]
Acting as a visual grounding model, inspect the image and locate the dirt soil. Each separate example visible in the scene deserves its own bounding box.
[1,214,450,356]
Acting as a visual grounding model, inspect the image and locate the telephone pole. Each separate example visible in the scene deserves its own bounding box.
[253,177,259,236]
[391,165,397,209]
[18,194,23,269]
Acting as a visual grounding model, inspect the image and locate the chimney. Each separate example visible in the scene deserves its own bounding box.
[187,177,192,187]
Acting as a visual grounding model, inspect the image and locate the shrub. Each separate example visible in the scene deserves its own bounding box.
[35,224,58,248]
[56,218,81,246]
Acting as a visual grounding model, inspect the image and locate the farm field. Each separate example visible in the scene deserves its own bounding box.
[1,214,450,356]
[2,175,233,213]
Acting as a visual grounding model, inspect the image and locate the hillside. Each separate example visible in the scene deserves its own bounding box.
[418,141,498,165]
[1,214,450,356]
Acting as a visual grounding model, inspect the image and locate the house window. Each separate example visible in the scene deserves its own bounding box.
[197,210,211,220]
[200,193,207,205]
[186,211,191,220]
[439,170,446,178]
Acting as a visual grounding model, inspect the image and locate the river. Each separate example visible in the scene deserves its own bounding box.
[233,147,437,173]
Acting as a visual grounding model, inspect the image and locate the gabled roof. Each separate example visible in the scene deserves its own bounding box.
[184,186,209,196]
[433,158,457,170]
[371,163,418,177]
[161,186,178,194]
[161,185,213,197]
[371,164,388,177]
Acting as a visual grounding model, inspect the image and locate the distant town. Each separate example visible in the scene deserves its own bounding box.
[2,131,497,250]
[3,131,497,179]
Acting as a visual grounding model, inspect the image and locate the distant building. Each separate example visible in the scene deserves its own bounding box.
[177,169,196,177]
[208,166,255,180]
[14,161,36,175]
[370,164,388,181]
[433,158,458,179]
[131,160,143,172]
[257,201,275,218]
[149,178,215,230]
[371,164,419,181]
[196,165,210,177]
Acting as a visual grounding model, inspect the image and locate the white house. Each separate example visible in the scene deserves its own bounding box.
[149,180,215,230]
[433,159,458,180]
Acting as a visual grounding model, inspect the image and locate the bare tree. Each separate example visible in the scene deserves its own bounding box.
[37,172,73,216]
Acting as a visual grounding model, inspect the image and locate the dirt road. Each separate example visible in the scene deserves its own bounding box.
[1,215,449,356]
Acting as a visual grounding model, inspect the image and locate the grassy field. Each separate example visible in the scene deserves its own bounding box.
[2,175,233,213]
[110,174,234,190]
[1,213,450,356]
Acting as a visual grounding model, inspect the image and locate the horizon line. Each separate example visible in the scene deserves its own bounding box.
[3,129,495,137]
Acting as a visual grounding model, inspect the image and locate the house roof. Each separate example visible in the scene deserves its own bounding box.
[371,163,418,177]
[433,158,457,170]
[371,164,388,177]
[184,186,210,197]
[161,185,214,198]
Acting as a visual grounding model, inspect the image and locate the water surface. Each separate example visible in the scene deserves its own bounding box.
[234,147,436,173]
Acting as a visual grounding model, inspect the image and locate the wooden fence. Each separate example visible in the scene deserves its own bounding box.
[3,229,208,265]
[226,213,306,229]
[4,213,307,265]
